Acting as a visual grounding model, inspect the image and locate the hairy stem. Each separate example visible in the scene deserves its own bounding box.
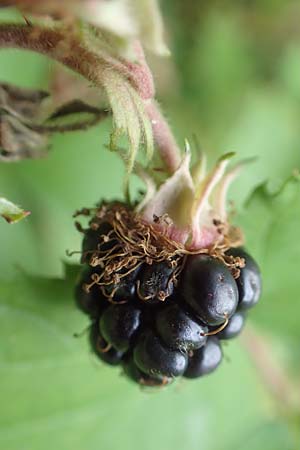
[0,23,181,173]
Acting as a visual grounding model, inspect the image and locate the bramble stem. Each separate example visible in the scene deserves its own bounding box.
[0,23,181,173]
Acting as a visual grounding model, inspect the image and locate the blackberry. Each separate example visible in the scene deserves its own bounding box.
[74,194,262,388]
[218,311,246,340]
[181,255,239,326]
[226,248,262,310]
[100,303,142,352]
[155,303,208,351]
[134,329,188,379]
[184,337,223,379]
[89,321,124,366]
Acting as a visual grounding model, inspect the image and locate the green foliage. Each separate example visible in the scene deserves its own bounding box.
[1,2,300,450]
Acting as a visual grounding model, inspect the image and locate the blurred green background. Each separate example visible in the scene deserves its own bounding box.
[0,2,300,450]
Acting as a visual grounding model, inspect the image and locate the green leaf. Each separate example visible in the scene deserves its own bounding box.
[0,268,295,450]
[0,197,30,223]
[237,175,300,339]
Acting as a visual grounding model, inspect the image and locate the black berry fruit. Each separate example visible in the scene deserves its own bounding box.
[184,337,222,378]
[89,322,124,366]
[181,255,239,326]
[155,303,208,351]
[134,329,188,378]
[100,304,142,352]
[74,266,105,318]
[226,248,262,310]
[218,311,246,340]
[74,199,262,388]
[137,262,175,303]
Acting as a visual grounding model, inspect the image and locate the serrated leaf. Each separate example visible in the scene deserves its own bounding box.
[0,197,30,223]
[237,175,300,339]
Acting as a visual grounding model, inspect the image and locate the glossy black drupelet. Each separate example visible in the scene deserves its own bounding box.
[89,321,124,366]
[134,329,188,379]
[74,266,106,318]
[226,247,262,310]
[138,262,175,303]
[100,303,142,352]
[102,266,141,302]
[181,255,239,326]
[184,337,222,378]
[218,311,246,340]
[155,303,208,351]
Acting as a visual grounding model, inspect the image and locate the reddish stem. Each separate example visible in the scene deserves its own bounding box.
[145,99,181,172]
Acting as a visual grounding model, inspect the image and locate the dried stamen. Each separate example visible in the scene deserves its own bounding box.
[75,202,245,303]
